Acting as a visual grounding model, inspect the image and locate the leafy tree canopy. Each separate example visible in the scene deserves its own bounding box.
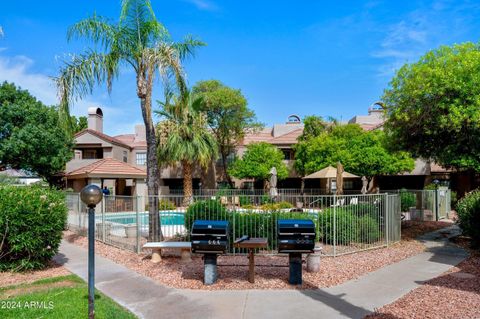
[192,80,262,185]
[229,142,288,182]
[0,82,73,185]
[296,124,414,178]
[70,115,87,133]
[382,42,480,171]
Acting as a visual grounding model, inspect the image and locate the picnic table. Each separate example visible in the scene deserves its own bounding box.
[233,238,268,283]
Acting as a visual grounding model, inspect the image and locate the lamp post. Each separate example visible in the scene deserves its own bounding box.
[432,179,440,221]
[80,185,103,319]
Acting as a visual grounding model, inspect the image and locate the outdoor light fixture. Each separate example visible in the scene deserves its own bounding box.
[80,184,103,319]
[80,184,103,207]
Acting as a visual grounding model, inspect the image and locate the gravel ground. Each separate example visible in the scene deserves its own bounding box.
[0,262,71,288]
[401,220,454,241]
[63,230,426,290]
[366,253,480,319]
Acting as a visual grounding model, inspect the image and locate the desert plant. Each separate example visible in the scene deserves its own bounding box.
[456,190,480,247]
[0,185,67,271]
[158,199,176,211]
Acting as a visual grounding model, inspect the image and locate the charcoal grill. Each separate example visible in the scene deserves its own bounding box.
[191,220,229,285]
[277,219,316,285]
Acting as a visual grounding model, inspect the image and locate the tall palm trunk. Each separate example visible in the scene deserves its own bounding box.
[138,71,162,241]
[182,160,193,206]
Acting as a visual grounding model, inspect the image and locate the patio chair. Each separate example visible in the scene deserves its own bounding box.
[349,197,358,205]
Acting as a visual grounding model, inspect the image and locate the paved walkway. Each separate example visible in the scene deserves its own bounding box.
[54,226,468,319]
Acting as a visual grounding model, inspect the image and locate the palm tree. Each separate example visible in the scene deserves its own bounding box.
[55,0,204,241]
[157,91,217,206]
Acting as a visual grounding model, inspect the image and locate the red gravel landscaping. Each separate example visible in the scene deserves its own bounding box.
[0,262,71,288]
[366,253,480,319]
[64,228,427,290]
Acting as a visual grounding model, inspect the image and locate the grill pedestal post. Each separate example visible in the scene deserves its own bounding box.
[204,254,218,285]
[289,253,303,285]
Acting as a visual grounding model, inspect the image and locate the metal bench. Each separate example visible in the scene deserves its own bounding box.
[143,242,192,263]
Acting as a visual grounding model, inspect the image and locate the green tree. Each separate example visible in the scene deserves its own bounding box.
[296,124,414,190]
[55,0,204,241]
[192,80,262,187]
[294,115,335,193]
[0,82,73,186]
[229,142,288,187]
[70,115,88,133]
[382,42,480,173]
[156,91,217,205]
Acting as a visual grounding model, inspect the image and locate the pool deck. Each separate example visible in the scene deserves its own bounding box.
[55,225,468,319]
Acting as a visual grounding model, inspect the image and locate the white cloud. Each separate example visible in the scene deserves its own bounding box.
[183,0,218,11]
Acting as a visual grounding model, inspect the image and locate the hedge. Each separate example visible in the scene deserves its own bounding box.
[456,190,480,247]
[0,185,67,271]
[185,199,382,250]
[399,189,416,212]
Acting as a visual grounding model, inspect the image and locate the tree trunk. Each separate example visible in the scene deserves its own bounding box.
[182,161,193,206]
[138,70,162,242]
[221,151,234,188]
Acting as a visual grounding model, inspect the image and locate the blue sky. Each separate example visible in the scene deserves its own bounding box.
[1,0,480,135]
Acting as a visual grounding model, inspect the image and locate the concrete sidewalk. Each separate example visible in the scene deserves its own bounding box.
[54,226,468,319]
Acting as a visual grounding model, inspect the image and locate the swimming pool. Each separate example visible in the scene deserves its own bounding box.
[102,211,185,226]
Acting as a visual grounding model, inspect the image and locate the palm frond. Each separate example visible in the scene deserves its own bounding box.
[54,51,119,133]
[67,13,117,50]
[173,35,206,60]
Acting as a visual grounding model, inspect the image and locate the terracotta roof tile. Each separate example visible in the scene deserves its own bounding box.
[65,158,146,178]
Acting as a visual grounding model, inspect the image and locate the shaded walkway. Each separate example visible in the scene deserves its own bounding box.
[54,225,468,319]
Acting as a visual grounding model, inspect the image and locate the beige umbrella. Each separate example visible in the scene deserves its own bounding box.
[304,166,359,179]
[304,165,359,194]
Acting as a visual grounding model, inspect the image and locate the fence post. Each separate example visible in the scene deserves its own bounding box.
[385,194,389,247]
[78,194,82,231]
[101,196,106,242]
[136,196,141,254]
[333,194,336,257]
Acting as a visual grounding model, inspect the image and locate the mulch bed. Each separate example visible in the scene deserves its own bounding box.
[0,262,71,288]
[64,227,427,290]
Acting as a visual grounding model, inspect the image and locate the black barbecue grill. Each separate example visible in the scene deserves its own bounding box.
[191,220,230,285]
[277,219,316,285]
[277,219,316,253]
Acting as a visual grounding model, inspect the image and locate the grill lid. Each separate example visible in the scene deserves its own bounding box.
[278,219,315,235]
[191,220,229,235]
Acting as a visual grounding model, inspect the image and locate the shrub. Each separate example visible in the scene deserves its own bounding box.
[0,185,67,271]
[450,190,458,210]
[185,199,228,232]
[158,199,176,211]
[239,195,253,207]
[456,190,480,247]
[260,201,294,211]
[399,189,416,212]
[319,207,381,245]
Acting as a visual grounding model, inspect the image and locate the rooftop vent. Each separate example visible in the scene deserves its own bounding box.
[286,114,301,124]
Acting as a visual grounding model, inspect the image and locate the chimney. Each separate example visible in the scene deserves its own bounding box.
[134,124,146,142]
[87,107,103,132]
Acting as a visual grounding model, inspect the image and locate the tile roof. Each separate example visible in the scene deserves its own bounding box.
[241,127,304,146]
[114,134,147,148]
[75,129,132,149]
[65,158,146,178]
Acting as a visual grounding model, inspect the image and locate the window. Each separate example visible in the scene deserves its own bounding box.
[123,151,128,163]
[136,152,147,166]
[282,149,294,160]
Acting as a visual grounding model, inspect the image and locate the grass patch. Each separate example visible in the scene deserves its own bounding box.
[0,274,136,319]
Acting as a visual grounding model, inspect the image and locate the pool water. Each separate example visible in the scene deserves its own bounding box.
[103,211,185,226]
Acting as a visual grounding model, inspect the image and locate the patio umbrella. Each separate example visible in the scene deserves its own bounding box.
[361,176,368,194]
[269,167,278,199]
[304,166,359,179]
[304,165,359,194]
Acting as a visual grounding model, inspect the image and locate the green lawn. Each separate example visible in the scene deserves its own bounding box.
[0,274,137,319]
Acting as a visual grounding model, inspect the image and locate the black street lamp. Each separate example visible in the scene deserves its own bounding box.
[80,185,103,319]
